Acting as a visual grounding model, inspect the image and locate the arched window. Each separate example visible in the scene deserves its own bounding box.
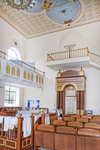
[4,47,21,106]
[7,47,21,60]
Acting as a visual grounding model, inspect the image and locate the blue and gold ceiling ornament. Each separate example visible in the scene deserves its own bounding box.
[25,0,82,25]
[2,0,82,25]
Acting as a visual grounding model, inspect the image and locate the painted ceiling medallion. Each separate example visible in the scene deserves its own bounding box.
[2,0,82,25]
[47,0,82,24]
[24,0,82,25]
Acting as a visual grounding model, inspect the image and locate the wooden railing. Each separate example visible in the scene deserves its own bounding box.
[47,47,100,66]
[0,50,44,76]
[47,47,89,62]
[89,52,100,65]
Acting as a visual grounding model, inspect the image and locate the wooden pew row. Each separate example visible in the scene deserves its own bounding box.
[25,107,49,113]
[0,110,17,116]
[77,128,100,150]
[34,123,100,150]
[0,107,22,111]
[0,113,34,150]
[41,111,58,124]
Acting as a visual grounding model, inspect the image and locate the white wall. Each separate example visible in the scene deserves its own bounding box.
[0,17,100,114]
[0,18,27,107]
[24,21,100,113]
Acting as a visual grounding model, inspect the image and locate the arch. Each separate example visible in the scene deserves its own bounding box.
[62,82,78,91]
[6,64,10,74]
[59,31,85,51]
[36,75,38,83]
[27,72,30,80]
[23,71,26,79]
[42,77,44,84]
[17,68,20,77]
[7,47,21,60]
[31,74,34,81]
[11,66,16,76]
[39,77,41,84]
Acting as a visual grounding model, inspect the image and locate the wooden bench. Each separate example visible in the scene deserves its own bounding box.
[34,124,55,150]
[77,128,100,150]
[55,126,77,150]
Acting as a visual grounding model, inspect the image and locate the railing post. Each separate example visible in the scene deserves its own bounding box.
[17,114,23,150]
[31,113,35,150]
[41,112,45,124]
[87,47,89,56]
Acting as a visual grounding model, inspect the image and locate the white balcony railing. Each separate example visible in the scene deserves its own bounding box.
[0,50,45,88]
[47,47,100,66]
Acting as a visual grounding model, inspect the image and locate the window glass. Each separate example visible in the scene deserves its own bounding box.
[4,47,21,106]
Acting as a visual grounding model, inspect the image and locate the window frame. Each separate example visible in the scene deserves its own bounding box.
[5,86,16,105]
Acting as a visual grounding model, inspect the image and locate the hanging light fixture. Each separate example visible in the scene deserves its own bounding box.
[2,0,36,10]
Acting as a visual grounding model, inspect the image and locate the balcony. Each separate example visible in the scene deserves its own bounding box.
[0,51,45,88]
[46,47,100,70]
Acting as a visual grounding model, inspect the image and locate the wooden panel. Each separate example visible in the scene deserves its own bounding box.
[35,131,54,149]
[22,137,31,148]
[80,91,84,110]
[56,76,86,91]
[57,92,60,108]
[78,128,100,137]
[5,140,17,149]
[81,115,92,119]
[76,118,89,123]
[0,138,4,146]
[77,91,80,110]
[61,70,80,78]
[84,123,100,130]
[53,120,66,126]
[77,136,100,150]
[63,117,75,122]
[55,133,76,150]
[60,91,63,108]
[37,124,55,132]
[67,121,83,128]
[56,126,77,134]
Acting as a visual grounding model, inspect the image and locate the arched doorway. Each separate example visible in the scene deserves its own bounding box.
[63,84,77,115]
[56,69,86,116]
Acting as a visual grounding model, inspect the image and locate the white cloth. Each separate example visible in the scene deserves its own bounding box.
[45,114,50,125]
[0,116,3,124]
[4,117,18,131]
[16,110,42,123]
[23,117,31,138]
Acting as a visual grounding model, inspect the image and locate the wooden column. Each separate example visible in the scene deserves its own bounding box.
[57,92,60,108]
[57,91,63,109]
[17,114,23,150]
[41,112,45,124]
[60,91,63,109]
[80,91,85,114]
[31,113,35,150]
[77,91,80,114]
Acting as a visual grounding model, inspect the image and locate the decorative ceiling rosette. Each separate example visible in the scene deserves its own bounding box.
[24,0,82,25]
[46,0,82,24]
[24,0,44,13]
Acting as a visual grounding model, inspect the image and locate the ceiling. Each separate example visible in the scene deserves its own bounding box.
[0,0,100,38]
